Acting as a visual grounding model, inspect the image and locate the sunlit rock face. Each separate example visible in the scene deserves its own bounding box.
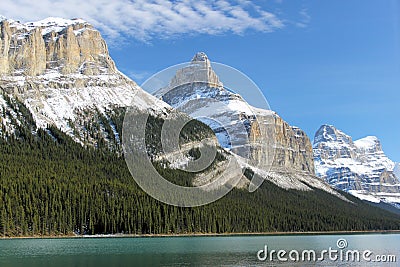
[0,17,170,146]
[0,17,115,76]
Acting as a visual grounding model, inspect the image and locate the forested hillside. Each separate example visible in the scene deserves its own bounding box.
[1,109,400,236]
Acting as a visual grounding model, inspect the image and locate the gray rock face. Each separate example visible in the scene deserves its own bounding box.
[273,123,315,174]
[0,18,115,76]
[0,17,170,146]
[313,125,400,206]
[168,52,221,89]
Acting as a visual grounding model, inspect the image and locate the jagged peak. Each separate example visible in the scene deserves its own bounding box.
[313,124,352,146]
[191,52,209,63]
[190,52,212,70]
[161,51,222,90]
[28,17,87,26]
[316,124,336,132]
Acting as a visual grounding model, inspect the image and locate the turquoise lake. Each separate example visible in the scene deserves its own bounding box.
[0,234,398,266]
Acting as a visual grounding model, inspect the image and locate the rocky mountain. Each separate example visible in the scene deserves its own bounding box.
[0,17,245,199]
[0,17,170,148]
[154,52,341,197]
[0,16,351,203]
[313,125,400,207]
[0,16,344,199]
[2,17,400,236]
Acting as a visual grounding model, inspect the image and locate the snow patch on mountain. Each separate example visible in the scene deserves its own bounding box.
[347,190,381,203]
[354,136,379,149]
[6,17,88,36]
[235,154,348,201]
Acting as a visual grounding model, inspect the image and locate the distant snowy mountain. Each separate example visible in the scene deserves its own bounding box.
[0,17,170,147]
[313,125,400,207]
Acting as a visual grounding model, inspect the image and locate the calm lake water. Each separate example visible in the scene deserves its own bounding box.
[0,234,398,266]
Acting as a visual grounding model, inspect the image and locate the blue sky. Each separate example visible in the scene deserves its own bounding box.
[1,0,399,161]
[113,1,400,162]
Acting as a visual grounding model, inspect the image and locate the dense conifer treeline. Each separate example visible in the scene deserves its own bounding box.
[0,96,400,236]
[1,125,400,236]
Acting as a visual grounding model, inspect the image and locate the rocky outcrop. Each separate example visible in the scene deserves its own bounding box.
[168,52,221,89]
[0,17,170,146]
[0,17,115,77]
[313,124,400,206]
[0,20,13,74]
[248,111,314,174]
[272,123,315,173]
[1,21,46,76]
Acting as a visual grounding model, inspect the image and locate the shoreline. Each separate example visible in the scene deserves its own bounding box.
[2,230,400,239]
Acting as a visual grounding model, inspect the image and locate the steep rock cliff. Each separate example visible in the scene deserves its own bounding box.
[0,17,115,76]
[0,17,169,147]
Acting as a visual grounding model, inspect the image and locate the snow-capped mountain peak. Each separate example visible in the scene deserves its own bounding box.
[313,124,352,147]
[354,136,381,152]
[313,124,400,208]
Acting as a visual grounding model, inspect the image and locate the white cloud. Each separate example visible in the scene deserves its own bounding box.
[0,0,284,43]
[296,8,311,28]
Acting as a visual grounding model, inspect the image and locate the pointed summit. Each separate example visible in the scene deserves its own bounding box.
[190,52,212,69]
[192,52,209,62]
[165,52,222,89]
[313,124,352,146]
